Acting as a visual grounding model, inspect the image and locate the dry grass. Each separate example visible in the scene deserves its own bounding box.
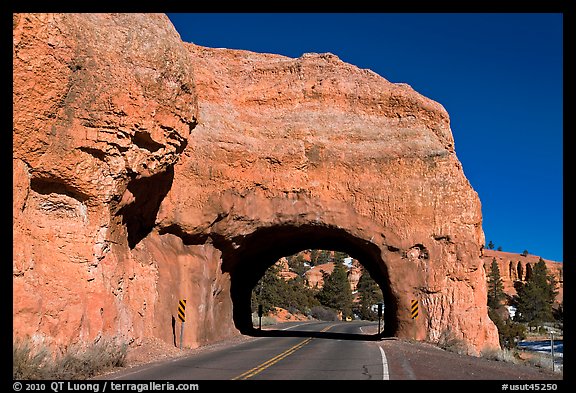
[251,312,278,327]
[13,336,128,380]
[13,337,51,380]
[481,347,521,364]
[436,329,469,355]
[521,351,563,374]
[481,345,562,375]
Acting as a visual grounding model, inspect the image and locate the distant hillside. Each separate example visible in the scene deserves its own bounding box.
[276,253,363,292]
[482,249,563,305]
[274,248,563,307]
[304,260,363,291]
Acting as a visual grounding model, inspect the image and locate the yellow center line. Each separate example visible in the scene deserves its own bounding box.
[232,324,333,380]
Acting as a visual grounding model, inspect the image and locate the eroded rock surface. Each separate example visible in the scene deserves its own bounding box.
[13,13,499,355]
[156,44,499,353]
[13,13,198,348]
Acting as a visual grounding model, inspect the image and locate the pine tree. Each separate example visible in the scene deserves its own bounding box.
[252,264,285,314]
[316,262,354,319]
[515,258,558,330]
[286,253,307,276]
[333,251,348,264]
[357,272,383,320]
[486,258,527,347]
[283,275,319,313]
[317,249,332,265]
[487,258,505,309]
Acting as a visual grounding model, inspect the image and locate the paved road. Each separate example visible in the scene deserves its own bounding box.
[102,321,562,381]
[106,321,385,380]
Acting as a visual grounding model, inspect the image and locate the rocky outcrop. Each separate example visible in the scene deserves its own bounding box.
[13,13,199,348]
[155,43,498,354]
[13,13,499,355]
[483,250,563,305]
[305,263,336,289]
[348,259,364,292]
[275,257,299,281]
[303,260,362,291]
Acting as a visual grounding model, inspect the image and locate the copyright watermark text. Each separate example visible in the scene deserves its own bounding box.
[502,384,558,391]
[13,382,199,393]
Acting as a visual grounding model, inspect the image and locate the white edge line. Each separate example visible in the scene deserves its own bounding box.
[379,345,390,380]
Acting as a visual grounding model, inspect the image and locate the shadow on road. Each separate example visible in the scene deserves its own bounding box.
[245,326,391,341]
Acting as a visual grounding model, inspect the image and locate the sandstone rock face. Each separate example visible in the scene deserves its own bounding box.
[305,263,336,289]
[275,257,299,281]
[348,259,364,292]
[13,13,200,348]
[483,250,563,305]
[156,44,498,354]
[13,13,499,355]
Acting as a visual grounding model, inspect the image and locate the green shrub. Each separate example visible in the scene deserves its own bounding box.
[488,307,526,349]
[310,306,339,321]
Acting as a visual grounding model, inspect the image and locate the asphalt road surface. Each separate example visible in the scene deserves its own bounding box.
[101,321,562,381]
[107,321,384,380]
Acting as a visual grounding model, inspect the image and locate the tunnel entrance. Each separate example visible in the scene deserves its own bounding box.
[250,249,385,330]
[219,224,399,339]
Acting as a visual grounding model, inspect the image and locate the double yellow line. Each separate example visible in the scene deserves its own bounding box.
[232,324,333,380]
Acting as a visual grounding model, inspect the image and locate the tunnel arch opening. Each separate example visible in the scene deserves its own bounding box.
[219,223,399,338]
[251,248,385,326]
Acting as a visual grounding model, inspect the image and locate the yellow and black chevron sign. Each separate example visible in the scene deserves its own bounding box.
[410,299,419,319]
[178,299,186,322]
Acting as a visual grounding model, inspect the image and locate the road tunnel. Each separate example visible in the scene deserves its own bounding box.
[218,224,399,338]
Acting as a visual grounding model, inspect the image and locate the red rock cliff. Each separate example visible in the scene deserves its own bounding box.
[155,43,498,354]
[13,13,499,355]
[483,250,563,305]
[13,13,199,348]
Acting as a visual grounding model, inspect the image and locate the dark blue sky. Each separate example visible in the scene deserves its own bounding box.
[167,13,563,262]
